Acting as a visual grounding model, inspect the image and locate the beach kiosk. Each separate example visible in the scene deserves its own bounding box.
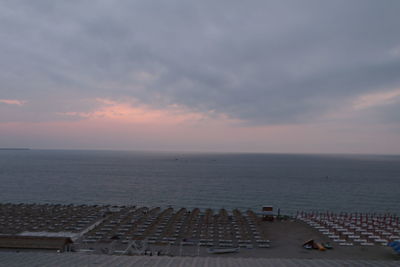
[262,206,274,221]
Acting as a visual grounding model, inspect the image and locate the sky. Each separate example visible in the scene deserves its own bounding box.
[1,0,400,154]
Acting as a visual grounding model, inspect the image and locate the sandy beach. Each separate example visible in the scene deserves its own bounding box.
[1,203,398,262]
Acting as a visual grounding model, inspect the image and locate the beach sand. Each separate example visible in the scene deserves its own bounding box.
[226,219,398,260]
[1,204,398,261]
[147,219,398,260]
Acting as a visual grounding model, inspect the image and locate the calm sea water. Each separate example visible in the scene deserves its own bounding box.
[0,150,399,215]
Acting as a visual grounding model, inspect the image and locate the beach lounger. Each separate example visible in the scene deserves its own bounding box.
[339,242,354,246]
[360,242,374,246]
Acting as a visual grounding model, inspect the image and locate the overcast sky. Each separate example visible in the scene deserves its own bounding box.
[1,0,400,154]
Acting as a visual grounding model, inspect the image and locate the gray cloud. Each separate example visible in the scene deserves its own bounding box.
[1,0,400,124]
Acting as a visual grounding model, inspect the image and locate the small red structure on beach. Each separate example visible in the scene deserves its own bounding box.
[262,206,274,221]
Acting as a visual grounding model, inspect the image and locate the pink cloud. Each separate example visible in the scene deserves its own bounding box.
[320,88,400,121]
[353,88,400,110]
[59,98,236,126]
[0,99,26,106]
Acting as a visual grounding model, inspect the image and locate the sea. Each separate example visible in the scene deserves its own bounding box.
[0,149,399,215]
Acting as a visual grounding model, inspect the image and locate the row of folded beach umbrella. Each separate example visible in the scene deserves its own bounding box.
[0,203,105,234]
[296,211,400,247]
[81,207,270,249]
